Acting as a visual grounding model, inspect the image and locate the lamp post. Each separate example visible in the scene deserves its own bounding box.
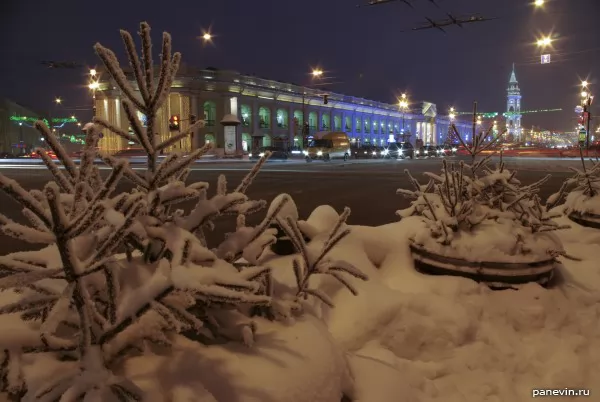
[89,69,99,118]
[580,81,594,148]
[398,93,409,141]
[301,69,323,148]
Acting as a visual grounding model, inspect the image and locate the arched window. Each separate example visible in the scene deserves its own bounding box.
[308,112,317,129]
[373,119,378,133]
[276,109,288,128]
[345,116,352,132]
[203,101,216,127]
[293,110,303,127]
[262,134,272,147]
[355,117,362,133]
[363,117,370,133]
[241,105,251,127]
[321,114,330,130]
[333,115,341,131]
[242,133,252,152]
[259,107,271,128]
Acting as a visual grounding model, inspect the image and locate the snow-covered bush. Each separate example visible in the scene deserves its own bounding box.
[397,113,567,262]
[547,151,600,219]
[253,197,369,321]
[0,22,361,401]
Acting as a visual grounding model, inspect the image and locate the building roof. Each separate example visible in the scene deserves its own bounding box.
[509,63,518,84]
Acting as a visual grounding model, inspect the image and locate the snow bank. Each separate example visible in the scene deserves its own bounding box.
[262,210,600,402]
[123,316,350,402]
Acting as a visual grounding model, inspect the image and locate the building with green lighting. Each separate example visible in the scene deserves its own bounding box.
[94,65,473,155]
[0,98,45,154]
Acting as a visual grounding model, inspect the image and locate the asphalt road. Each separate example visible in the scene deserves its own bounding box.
[0,156,574,255]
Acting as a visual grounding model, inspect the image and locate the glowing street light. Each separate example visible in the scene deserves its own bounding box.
[89,69,97,77]
[449,107,456,120]
[201,31,213,42]
[312,69,323,77]
[582,91,589,98]
[536,36,553,47]
[534,0,544,7]
[55,97,62,104]
[88,81,99,90]
[582,81,589,88]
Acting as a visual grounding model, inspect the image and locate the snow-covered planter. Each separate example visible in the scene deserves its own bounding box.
[398,120,568,289]
[547,155,600,229]
[0,23,367,402]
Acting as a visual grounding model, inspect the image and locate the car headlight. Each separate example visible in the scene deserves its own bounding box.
[259,153,265,157]
[372,151,377,155]
[416,150,420,154]
[303,150,308,155]
[317,151,323,156]
[248,153,252,157]
[382,149,389,154]
[452,148,457,152]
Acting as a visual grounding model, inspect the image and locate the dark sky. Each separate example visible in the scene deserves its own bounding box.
[1,0,599,132]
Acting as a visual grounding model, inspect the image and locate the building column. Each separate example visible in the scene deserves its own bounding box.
[288,105,295,148]
[191,95,201,150]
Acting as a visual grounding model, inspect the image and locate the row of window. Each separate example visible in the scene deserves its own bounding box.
[200,101,405,134]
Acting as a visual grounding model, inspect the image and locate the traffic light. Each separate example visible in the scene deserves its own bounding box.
[323,95,328,105]
[169,115,180,131]
[190,114,197,124]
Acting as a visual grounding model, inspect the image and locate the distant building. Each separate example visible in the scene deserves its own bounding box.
[506,63,523,141]
[0,98,43,154]
[94,65,472,154]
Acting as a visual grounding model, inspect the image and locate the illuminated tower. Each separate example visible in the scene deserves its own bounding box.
[506,63,522,140]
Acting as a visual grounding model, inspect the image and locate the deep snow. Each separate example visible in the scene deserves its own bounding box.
[3,205,598,402]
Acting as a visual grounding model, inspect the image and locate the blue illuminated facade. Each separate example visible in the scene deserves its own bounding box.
[95,65,472,154]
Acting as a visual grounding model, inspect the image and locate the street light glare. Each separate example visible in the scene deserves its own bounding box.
[202,32,212,41]
[582,81,589,88]
[536,36,552,47]
[89,81,99,90]
[312,69,323,77]
[89,69,97,76]
[55,98,61,104]
[534,0,544,7]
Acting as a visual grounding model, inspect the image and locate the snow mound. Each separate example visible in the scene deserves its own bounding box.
[123,316,350,402]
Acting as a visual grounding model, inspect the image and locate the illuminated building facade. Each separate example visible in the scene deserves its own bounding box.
[94,65,471,154]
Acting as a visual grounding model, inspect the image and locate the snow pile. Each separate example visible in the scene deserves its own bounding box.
[548,156,600,217]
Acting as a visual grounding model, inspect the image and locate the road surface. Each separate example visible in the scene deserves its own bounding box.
[0,157,575,255]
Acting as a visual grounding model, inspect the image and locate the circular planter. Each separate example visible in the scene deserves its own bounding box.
[409,243,556,289]
[568,211,600,230]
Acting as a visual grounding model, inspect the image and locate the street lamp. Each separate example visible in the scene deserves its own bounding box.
[536,36,553,47]
[399,93,409,140]
[534,0,544,7]
[300,68,325,148]
[55,98,62,104]
[580,80,594,148]
[89,69,99,118]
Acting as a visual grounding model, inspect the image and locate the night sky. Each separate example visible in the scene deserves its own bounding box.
[1,0,599,132]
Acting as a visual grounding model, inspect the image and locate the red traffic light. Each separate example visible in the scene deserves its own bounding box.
[169,114,181,131]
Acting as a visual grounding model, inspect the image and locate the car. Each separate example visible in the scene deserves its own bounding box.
[384,142,414,159]
[249,146,289,160]
[416,145,437,158]
[351,145,382,159]
[437,144,458,156]
[304,132,351,162]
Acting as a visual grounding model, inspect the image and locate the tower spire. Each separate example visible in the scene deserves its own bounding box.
[509,63,518,83]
